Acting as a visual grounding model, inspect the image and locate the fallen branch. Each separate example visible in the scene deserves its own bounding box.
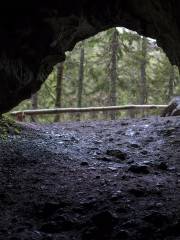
[11,105,167,118]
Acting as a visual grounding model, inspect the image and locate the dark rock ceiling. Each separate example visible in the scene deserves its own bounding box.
[0,0,180,113]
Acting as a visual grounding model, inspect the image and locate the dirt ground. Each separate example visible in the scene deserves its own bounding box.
[0,116,180,240]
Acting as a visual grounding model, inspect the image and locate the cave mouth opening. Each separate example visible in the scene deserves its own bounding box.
[11,27,180,123]
[1,1,180,115]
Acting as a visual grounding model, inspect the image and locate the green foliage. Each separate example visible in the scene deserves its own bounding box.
[0,116,21,140]
[13,27,180,122]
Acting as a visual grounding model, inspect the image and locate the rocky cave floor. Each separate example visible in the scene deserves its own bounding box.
[0,116,180,240]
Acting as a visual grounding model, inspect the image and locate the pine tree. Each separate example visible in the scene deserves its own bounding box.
[77,41,85,120]
[167,65,175,101]
[109,28,119,120]
[54,62,64,122]
[31,93,38,122]
[139,37,148,105]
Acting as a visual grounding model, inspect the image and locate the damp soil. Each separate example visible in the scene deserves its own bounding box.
[0,116,180,240]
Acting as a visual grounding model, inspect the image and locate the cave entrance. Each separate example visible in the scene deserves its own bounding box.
[11,27,180,123]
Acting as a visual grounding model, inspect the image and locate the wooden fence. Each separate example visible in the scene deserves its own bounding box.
[11,105,167,121]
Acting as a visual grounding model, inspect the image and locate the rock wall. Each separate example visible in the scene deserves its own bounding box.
[0,0,180,113]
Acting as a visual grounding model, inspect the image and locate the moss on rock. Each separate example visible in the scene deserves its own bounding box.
[0,116,21,140]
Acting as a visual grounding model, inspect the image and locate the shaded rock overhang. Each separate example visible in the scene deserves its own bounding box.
[0,0,180,113]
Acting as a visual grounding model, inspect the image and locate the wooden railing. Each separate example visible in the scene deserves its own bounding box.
[11,105,167,121]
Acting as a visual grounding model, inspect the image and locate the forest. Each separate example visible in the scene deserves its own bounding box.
[13,27,180,122]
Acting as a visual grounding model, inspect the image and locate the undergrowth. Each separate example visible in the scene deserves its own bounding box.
[0,115,21,140]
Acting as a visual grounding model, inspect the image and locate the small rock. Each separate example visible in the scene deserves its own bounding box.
[80,161,89,166]
[88,167,96,170]
[163,127,175,136]
[41,216,74,233]
[95,175,100,179]
[141,150,148,155]
[9,237,19,240]
[92,211,117,229]
[144,137,154,143]
[139,226,154,238]
[157,162,168,170]
[117,207,128,213]
[40,221,61,233]
[97,156,111,162]
[37,201,67,218]
[168,166,176,171]
[127,159,134,164]
[150,187,162,195]
[121,121,129,126]
[111,191,123,201]
[106,149,127,160]
[81,227,96,240]
[122,220,138,228]
[142,160,151,165]
[130,143,140,148]
[121,174,130,180]
[170,139,180,144]
[93,140,103,144]
[143,211,168,227]
[128,164,150,174]
[108,167,117,171]
[115,230,130,239]
[128,187,147,197]
[155,202,164,208]
[108,137,114,142]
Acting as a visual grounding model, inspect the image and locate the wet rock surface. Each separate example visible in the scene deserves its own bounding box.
[0,116,180,239]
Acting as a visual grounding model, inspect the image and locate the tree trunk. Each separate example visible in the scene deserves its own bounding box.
[109,28,119,120]
[128,100,136,118]
[31,93,38,122]
[167,65,175,101]
[54,62,64,122]
[128,70,136,118]
[139,37,148,116]
[77,41,85,120]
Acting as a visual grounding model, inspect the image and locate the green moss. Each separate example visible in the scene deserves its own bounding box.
[0,115,21,140]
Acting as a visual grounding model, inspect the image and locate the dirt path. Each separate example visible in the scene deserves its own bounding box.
[0,117,180,240]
